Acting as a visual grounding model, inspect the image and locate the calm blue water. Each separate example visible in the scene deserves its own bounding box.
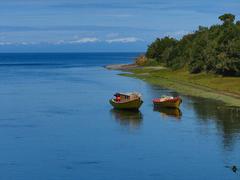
[0,53,240,180]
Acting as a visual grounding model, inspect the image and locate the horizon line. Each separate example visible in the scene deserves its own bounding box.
[0,51,145,54]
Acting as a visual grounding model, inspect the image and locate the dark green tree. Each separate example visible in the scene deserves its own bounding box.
[219,13,235,25]
[146,37,177,63]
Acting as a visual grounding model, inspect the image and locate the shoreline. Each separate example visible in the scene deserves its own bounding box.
[106,63,240,107]
[105,63,138,70]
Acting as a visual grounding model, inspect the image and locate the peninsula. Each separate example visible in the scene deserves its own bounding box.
[107,14,240,107]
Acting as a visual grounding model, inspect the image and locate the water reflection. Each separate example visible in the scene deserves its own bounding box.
[110,109,143,129]
[191,97,240,150]
[153,107,182,120]
[148,83,240,151]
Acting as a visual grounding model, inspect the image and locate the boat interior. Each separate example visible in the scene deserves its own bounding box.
[114,92,141,103]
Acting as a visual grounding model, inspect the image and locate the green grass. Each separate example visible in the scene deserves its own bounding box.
[120,67,240,107]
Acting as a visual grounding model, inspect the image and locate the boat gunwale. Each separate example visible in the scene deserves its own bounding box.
[153,97,181,103]
[110,98,143,104]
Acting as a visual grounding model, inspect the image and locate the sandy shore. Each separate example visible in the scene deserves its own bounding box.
[105,63,139,70]
[105,63,166,70]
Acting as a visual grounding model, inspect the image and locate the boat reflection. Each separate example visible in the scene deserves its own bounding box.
[110,109,143,129]
[153,106,182,120]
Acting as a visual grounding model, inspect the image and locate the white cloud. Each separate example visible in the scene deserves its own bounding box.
[0,36,142,46]
[0,42,13,45]
[53,37,99,45]
[164,30,190,38]
[172,30,190,36]
[106,37,140,43]
[0,41,37,45]
[69,37,99,44]
[20,42,32,45]
[54,40,65,45]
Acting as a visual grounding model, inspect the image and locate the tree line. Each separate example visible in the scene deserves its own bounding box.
[145,14,240,76]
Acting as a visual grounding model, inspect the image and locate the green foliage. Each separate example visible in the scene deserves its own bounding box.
[219,13,235,25]
[145,13,240,76]
[146,37,177,63]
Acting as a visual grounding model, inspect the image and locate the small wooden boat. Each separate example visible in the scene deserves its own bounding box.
[153,96,182,108]
[109,92,143,110]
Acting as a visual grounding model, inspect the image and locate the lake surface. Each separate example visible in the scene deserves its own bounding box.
[0,53,240,180]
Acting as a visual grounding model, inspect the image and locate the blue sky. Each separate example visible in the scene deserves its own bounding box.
[0,0,240,52]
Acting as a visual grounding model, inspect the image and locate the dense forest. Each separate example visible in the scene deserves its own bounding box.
[145,14,240,76]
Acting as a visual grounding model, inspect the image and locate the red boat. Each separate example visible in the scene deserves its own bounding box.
[153,96,182,108]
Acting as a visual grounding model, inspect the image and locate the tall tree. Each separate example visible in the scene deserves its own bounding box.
[219,13,235,25]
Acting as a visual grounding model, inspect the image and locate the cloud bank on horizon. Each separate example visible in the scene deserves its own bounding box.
[0,0,240,52]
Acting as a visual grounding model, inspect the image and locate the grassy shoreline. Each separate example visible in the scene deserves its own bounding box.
[108,65,240,107]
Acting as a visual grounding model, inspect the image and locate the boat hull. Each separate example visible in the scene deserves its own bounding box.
[109,98,143,110]
[153,97,182,108]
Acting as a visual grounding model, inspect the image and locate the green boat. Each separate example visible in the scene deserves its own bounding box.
[109,92,143,110]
